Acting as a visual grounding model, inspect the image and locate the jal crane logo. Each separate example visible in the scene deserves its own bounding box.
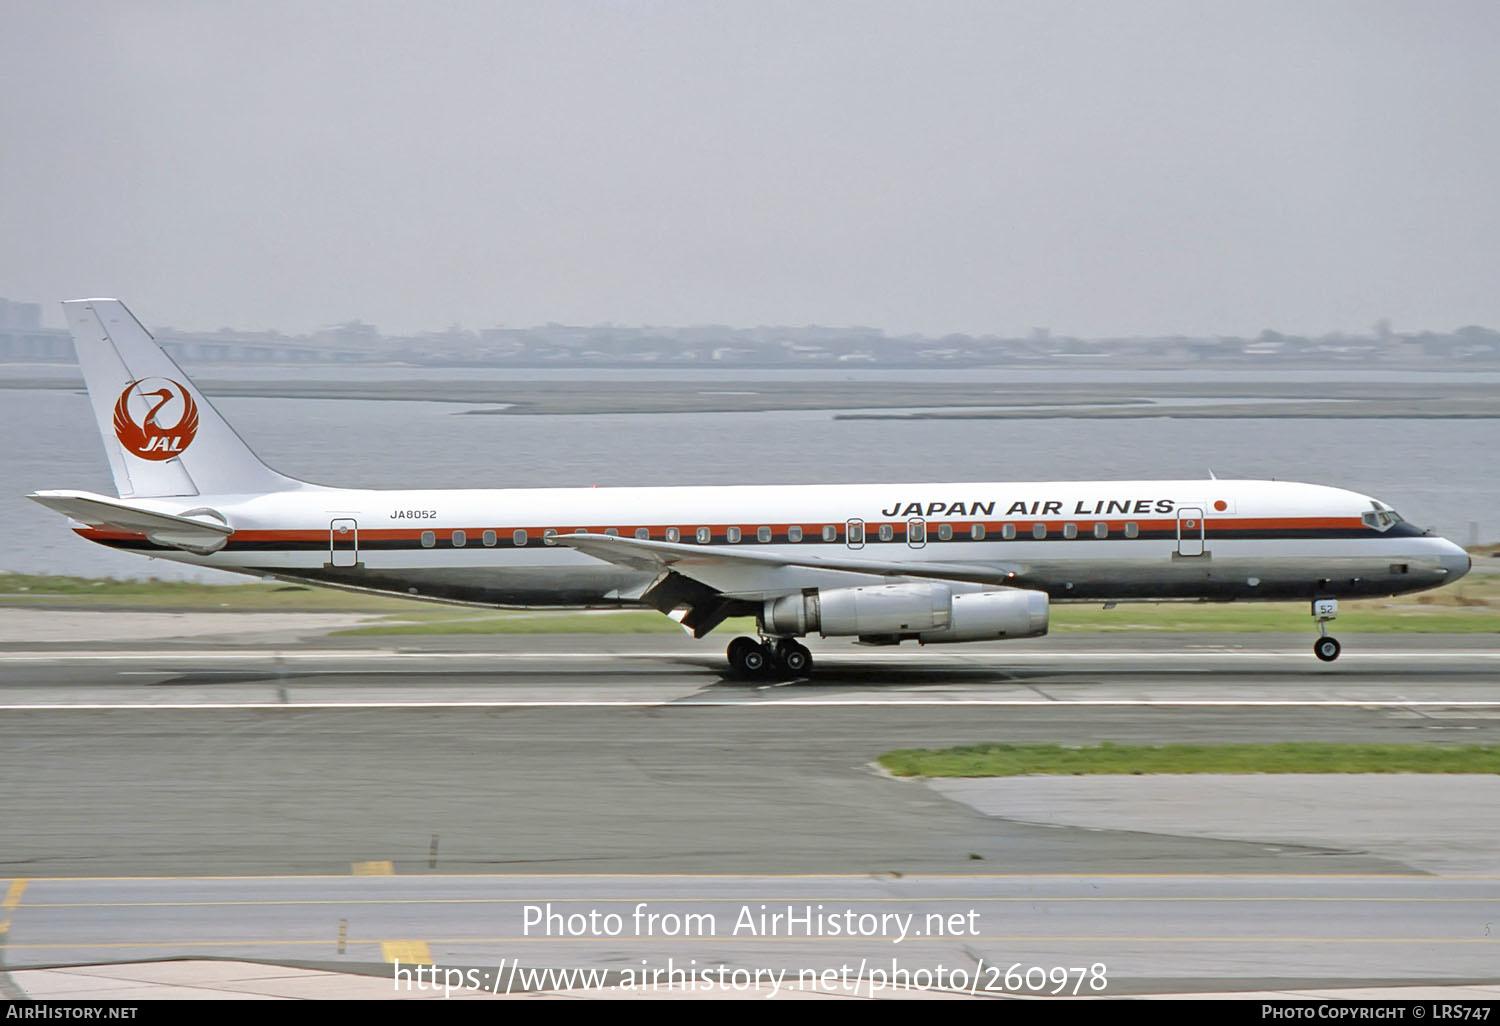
[112,378,200,460]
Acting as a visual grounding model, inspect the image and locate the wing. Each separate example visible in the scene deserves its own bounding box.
[550,531,1023,637]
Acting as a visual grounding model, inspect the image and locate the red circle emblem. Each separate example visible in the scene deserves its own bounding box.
[1213,500,1228,512]
[112,378,200,461]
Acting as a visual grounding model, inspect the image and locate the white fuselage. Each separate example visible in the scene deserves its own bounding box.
[74,477,1471,610]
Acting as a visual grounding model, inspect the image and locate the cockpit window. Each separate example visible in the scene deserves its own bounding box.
[1362,509,1404,532]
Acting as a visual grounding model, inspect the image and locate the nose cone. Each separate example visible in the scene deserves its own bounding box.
[1438,538,1472,582]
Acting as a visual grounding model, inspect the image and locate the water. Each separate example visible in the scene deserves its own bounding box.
[4,383,1497,581]
[8,361,1500,385]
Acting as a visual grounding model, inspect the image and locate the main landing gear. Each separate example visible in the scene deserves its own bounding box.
[1311,599,1341,662]
[726,636,813,679]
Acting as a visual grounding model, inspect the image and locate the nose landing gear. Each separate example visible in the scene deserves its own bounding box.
[1312,599,1341,662]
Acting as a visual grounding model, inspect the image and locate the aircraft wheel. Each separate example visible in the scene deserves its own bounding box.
[1314,636,1341,663]
[777,639,813,677]
[727,636,770,677]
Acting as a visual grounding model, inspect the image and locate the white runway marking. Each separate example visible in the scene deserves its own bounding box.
[3,699,1500,711]
[4,646,1493,710]
[2,648,1496,663]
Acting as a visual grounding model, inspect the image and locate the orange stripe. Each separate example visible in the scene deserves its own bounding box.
[75,514,1367,543]
[1224,517,1363,531]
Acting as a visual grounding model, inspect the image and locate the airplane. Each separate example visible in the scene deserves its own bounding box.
[28,299,1472,677]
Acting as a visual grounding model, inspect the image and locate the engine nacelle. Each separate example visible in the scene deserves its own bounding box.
[764,582,950,637]
[917,588,1049,643]
[763,583,1049,642]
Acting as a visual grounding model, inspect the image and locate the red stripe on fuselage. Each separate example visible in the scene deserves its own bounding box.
[74,515,1369,544]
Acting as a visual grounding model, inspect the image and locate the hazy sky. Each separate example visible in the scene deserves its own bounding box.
[3,1,1497,338]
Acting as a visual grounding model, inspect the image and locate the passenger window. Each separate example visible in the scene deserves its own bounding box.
[1093,523,1108,539]
[452,530,466,547]
[787,525,803,543]
[421,530,435,548]
[821,525,837,542]
[1063,523,1077,539]
[543,528,557,546]
[878,523,894,542]
[606,527,619,537]
[971,524,986,541]
[1032,523,1047,539]
[727,526,742,543]
[1001,523,1016,540]
[1124,522,1139,539]
[482,530,497,547]
[847,522,864,545]
[511,529,526,547]
[635,527,649,540]
[695,526,711,544]
[757,526,771,543]
[937,523,952,541]
[665,527,681,543]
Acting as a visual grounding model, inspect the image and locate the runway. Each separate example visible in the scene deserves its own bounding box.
[3,632,1499,707]
[2,632,1498,994]
[5,874,1499,995]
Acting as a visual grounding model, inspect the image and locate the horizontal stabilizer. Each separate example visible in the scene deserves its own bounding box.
[28,489,234,555]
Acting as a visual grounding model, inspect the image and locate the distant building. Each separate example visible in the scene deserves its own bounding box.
[0,298,69,360]
[0,299,42,329]
[0,297,1495,368]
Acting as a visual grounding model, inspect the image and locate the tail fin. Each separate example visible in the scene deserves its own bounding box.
[63,298,305,498]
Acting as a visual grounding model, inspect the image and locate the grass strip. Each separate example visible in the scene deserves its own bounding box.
[1,568,1495,634]
[332,611,741,635]
[0,572,424,612]
[877,742,1500,778]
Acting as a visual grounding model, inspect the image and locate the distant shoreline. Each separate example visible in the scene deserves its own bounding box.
[6,376,1500,418]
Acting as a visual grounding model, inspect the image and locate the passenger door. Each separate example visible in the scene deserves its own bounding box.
[330,518,359,567]
[1176,507,1204,557]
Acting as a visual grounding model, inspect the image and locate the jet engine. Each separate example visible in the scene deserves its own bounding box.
[762,582,1048,643]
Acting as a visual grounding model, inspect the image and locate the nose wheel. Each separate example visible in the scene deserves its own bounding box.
[1311,599,1341,662]
[1314,635,1342,662]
